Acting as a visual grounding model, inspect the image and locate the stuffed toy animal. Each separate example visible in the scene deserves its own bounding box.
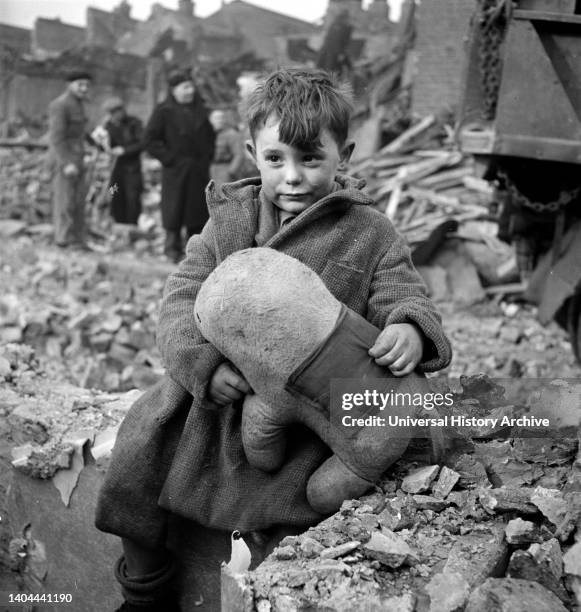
[195,248,445,513]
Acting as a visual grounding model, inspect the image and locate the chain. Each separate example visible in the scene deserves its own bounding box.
[498,169,581,213]
[477,0,509,121]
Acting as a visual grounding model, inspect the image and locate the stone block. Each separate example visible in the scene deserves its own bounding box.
[432,466,460,499]
[464,578,568,612]
[401,465,440,494]
[443,523,508,587]
[363,529,419,568]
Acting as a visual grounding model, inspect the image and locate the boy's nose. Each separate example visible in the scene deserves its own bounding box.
[284,163,302,184]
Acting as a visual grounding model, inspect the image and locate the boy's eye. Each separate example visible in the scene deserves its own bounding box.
[267,154,280,163]
[303,154,320,163]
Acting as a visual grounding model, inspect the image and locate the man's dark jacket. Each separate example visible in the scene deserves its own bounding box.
[144,92,215,233]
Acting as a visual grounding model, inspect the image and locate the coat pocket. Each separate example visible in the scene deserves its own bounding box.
[320,260,364,303]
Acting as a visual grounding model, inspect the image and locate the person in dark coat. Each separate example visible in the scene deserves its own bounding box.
[144,69,215,263]
[101,97,145,226]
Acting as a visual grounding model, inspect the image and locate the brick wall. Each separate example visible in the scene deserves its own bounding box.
[411,0,475,118]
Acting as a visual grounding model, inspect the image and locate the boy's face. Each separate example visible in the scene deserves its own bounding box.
[247,116,354,214]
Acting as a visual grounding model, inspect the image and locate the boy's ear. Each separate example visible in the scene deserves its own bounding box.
[245,140,257,162]
[340,140,355,165]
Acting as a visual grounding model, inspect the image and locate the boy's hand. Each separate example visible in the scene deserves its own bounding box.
[208,362,252,406]
[368,323,424,377]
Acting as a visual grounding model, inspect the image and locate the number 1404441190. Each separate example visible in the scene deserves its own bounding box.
[1,592,73,605]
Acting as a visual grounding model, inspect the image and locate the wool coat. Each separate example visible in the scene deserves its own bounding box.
[96,175,452,550]
[104,114,144,224]
[144,92,215,233]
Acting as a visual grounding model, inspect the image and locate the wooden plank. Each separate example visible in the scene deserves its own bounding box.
[463,176,494,196]
[416,166,473,189]
[484,282,528,296]
[378,115,436,155]
[407,186,460,208]
[385,182,403,219]
[513,9,581,24]
[371,155,418,170]
[0,139,49,149]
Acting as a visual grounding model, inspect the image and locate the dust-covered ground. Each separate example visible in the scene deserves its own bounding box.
[0,225,580,610]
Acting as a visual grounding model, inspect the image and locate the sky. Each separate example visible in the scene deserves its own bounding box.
[0,0,404,29]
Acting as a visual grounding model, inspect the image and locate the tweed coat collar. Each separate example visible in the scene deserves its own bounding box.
[205,174,374,263]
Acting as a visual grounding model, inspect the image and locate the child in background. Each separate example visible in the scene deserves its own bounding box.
[208,108,245,185]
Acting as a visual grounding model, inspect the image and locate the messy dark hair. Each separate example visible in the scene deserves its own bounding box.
[241,68,353,150]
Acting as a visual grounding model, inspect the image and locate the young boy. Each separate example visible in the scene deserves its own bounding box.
[96,68,452,611]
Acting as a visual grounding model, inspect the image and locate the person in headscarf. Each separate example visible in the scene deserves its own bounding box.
[144,69,215,263]
[101,97,145,227]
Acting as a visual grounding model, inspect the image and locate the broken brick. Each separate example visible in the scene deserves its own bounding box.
[504,518,541,546]
[530,486,568,528]
[452,454,490,489]
[320,541,361,560]
[401,465,440,494]
[412,494,448,512]
[425,571,471,612]
[478,487,538,515]
[363,529,419,568]
[377,496,417,531]
[507,539,569,603]
[431,465,460,499]
[464,577,567,612]
[443,523,508,587]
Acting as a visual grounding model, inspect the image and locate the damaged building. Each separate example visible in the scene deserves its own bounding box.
[0,0,398,126]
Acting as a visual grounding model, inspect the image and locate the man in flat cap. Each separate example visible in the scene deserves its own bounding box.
[100,97,145,228]
[47,70,93,249]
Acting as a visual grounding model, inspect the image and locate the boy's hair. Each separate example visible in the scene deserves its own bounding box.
[241,68,353,150]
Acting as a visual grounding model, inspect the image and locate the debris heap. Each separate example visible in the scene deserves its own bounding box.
[224,376,581,612]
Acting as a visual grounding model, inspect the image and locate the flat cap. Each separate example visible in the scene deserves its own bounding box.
[66,70,93,82]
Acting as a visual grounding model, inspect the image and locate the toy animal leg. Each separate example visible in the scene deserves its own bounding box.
[242,394,287,472]
[306,455,374,514]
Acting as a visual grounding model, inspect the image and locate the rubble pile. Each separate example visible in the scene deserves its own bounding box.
[0,342,136,601]
[225,377,581,612]
[0,144,53,223]
[0,233,170,392]
[442,302,578,379]
[0,343,138,479]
